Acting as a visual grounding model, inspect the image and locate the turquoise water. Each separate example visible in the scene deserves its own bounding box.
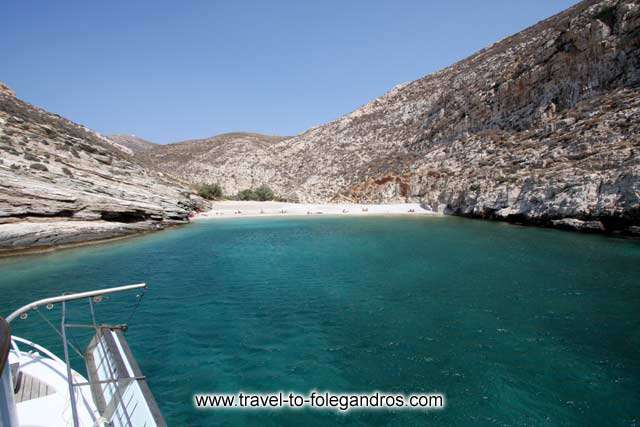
[1,216,639,426]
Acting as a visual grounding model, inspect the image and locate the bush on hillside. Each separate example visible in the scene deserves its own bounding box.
[198,183,223,200]
[237,189,257,201]
[254,185,275,201]
[236,185,275,201]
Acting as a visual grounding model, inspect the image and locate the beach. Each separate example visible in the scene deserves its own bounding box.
[194,201,437,219]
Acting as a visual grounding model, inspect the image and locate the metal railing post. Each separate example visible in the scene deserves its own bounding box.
[61,301,80,427]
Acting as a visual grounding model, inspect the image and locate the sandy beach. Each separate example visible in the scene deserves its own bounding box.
[194,201,437,219]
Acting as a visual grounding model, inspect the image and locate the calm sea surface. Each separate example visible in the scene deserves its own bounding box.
[1,216,639,426]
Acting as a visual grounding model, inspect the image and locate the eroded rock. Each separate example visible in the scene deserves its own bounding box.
[0,84,205,252]
[135,0,640,235]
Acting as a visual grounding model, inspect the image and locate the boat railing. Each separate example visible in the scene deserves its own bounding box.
[5,283,147,323]
[5,282,166,427]
[9,336,67,366]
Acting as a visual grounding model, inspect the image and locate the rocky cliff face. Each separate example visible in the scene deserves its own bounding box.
[344,0,640,235]
[142,0,639,234]
[0,85,204,254]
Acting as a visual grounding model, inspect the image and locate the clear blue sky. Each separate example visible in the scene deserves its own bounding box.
[2,0,577,144]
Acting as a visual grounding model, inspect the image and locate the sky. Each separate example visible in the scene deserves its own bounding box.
[1,0,578,144]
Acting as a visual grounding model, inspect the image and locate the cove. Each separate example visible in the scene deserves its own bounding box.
[1,216,639,426]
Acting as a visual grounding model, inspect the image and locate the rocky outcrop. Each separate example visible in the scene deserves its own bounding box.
[0,84,204,254]
[141,0,639,234]
[0,220,165,253]
[107,134,157,153]
[551,218,606,232]
[0,82,15,98]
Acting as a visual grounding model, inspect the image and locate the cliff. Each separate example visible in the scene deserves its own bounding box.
[0,85,205,254]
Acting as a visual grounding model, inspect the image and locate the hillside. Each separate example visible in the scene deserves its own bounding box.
[107,134,157,153]
[2,0,637,243]
[0,83,205,254]
[137,132,289,194]
[139,0,638,234]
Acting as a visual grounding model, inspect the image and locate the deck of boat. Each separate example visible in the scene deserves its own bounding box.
[13,366,55,403]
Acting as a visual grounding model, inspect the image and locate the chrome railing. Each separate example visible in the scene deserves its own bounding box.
[5,283,149,427]
[5,283,146,323]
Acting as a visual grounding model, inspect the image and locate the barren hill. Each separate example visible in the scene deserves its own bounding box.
[140,0,639,234]
[137,132,289,194]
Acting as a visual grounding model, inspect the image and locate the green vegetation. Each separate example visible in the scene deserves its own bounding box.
[254,185,275,201]
[236,185,275,201]
[197,183,223,200]
[237,189,256,201]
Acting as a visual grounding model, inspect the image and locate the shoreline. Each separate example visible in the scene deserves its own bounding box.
[0,233,148,258]
[0,205,436,258]
[194,201,438,220]
[3,205,634,259]
[0,220,184,258]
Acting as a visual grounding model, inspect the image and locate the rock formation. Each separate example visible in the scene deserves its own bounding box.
[0,84,206,254]
[141,0,640,234]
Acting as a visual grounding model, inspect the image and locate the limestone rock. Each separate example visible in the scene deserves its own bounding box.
[137,0,640,234]
[551,218,606,232]
[0,83,201,253]
[0,220,184,253]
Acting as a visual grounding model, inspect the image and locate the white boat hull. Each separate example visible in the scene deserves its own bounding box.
[9,348,100,427]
